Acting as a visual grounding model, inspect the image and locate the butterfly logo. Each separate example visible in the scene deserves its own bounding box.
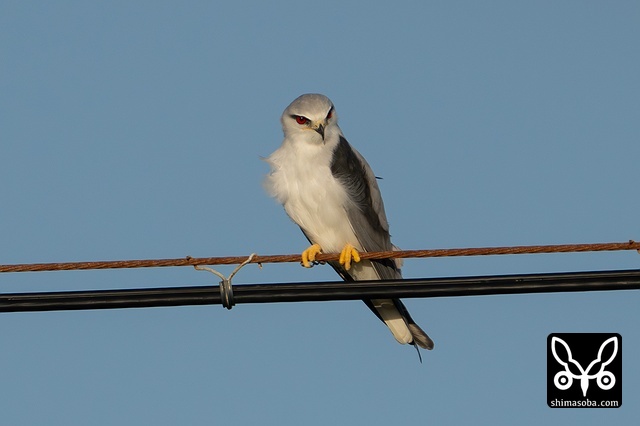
[551,336,618,397]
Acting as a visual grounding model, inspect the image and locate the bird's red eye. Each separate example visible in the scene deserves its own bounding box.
[326,109,333,119]
[294,115,308,125]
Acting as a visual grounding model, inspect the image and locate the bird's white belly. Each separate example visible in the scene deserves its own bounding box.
[282,167,359,253]
[266,148,381,280]
[265,142,358,254]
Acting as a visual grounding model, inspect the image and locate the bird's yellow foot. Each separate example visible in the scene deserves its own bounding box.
[301,243,322,268]
[339,243,361,271]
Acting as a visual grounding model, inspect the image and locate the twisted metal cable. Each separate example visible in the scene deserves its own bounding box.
[0,241,638,273]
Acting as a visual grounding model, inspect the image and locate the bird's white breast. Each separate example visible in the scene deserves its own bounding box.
[265,138,360,253]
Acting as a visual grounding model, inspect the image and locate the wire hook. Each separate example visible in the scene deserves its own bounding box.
[194,253,257,310]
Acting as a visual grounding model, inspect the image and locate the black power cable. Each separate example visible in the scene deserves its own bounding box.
[1,269,639,313]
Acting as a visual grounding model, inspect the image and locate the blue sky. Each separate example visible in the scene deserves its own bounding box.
[1,1,638,424]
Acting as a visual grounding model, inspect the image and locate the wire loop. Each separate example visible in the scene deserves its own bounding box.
[194,253,256,310]
[219,279,234,310]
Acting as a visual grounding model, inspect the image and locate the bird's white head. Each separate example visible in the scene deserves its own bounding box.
[281,93,340,145]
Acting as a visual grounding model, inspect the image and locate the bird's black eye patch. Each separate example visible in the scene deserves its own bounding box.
[292,115,309,125]
[326,107,334,120]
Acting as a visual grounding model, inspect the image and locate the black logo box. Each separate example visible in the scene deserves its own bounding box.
[547,333,621,408]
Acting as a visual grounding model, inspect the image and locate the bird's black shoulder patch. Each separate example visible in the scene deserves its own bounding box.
[330,136,363,183]
[330,136,382,231]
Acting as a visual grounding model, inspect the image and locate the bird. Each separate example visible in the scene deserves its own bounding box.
[264,93,434,353]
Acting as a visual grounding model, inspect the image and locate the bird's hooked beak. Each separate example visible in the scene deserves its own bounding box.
[312,122,325,140]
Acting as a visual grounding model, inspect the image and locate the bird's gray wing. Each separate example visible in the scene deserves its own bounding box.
[329,136,434,350]
[329,135,398,279]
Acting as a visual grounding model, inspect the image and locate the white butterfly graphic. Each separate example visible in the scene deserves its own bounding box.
[551,336,618,397]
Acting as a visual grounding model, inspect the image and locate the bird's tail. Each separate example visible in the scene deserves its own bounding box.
[400,301,435,350]
[367,298,434,350]
[330,258,434,350]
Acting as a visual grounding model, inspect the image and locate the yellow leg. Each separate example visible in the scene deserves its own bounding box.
[339,243,361,271]
[301,243,322,268]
